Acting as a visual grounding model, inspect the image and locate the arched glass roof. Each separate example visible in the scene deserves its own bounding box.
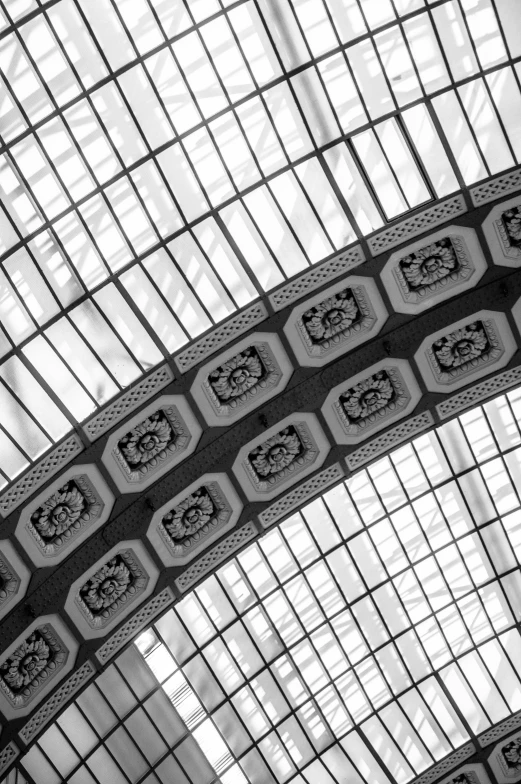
[8,383,521,784]
[0,0,521,490]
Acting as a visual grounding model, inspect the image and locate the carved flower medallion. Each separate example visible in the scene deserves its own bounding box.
[118,410,175,474]
[209,348,266,404]
[0,558,17,603]
[432,322,489,371]
[0,629,64,702]
[340,371,395,424]
[399,238,458,290]
[30,481,90,547]
[249,427,304,482]
[302,289,360,346]
[163,488,216,545]
[80,556,132,615]
[502,738,521,771]
[503,207,521,249]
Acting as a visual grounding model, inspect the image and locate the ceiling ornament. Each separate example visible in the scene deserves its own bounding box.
[0,541,30,623]
[15,465,113,567]
[483,196,521,267]
[101,396,202,492]
[322,359,422,445]
[147,474,242,567]
[381,226,486,313]
[65,542,158,639]
[284,276,387,366]
[191,334,292,426]
[489,732,521,783]
[415,311,516,392]
[0,616,78,720]
[438,765,492,784]
[233,414,330,501]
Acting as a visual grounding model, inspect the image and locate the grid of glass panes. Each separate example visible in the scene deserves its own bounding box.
[0,0,520,482]
[12,384,521,784]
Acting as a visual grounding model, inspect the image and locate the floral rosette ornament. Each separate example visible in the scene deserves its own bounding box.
[399,238,458,289]
[30,482,88,545]
[502,738,521,771]
[119,411,174,472]
[163,489,216,544]
[1,633,51,693]
[433,322,489,370]
[210,348,265,403]
[302,290,360,345]
[341,372,395,423]
[80,557,133,615]
[503,206,521,248]
[250,427,303,480]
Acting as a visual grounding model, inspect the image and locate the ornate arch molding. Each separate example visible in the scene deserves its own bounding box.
[1,175,521,771]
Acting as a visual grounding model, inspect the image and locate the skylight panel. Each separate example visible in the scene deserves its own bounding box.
[104,176,160,254]
[0,153,43,235]
[81,0,135,72]
[118,64,175,149]
[458,78,515,174]
[116,0,164,55]
[323,0,366,43]
[148,0,192,37]
[38,116,97,202]
[183,126,236,206]
[3,246,60,325]
[323,143,383,235]
[200,16,256,101]
[0,265,36,344]
[18,14,81,106]
[156,144,209,222]
[209,113,262,191]
[461,0,508,68]
[431,1,479,81]
[347,40,395,120]
[242,186,309,277]
[403,13,451,93]
[145,48,202,135]
[173,32,229,119]
[0,73,28,143]
[290,68,340,146]
[432,90,488,184]
[374,26,423,107]
[256,0,310,71]
[23,335,96,421]
[46,0,109,89]
[317,53,368,133]
[11,136,70,220]
[0,374,51,459]
[79,192,134,272]
[90,82,148,167]
[142,248,213,338]
[235,97,288,177]
[0,33,54,124]
[130,160,184,239]
[349,130,409,218]
[375,119,431,207]
[227,3,282,86]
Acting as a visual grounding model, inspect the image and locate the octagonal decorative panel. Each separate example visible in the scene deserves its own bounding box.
[414,310,516,392]
[191,333,293,426]
[15,465,114,568]
[489,732,521,782]
[483,195,521,267]
[147,473,243,566]
[0,615,78,720]
[101,395,202,493]
[233,413,330,501]
[64,541,159,639]
[283,276,387,366]
[381,226,487,314]
[321,359,422,444]
[0,540,30,622]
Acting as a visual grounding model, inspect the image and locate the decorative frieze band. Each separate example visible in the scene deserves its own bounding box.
[411,743,476,784]
[268,245,365,311]
[346,411,435,471]
[258,463,344,528]
[175,521,257,593]
[479,710,521,748]
[471,167,521,206]
[0,741,19,778]
[83,366,174,441]
[367,195,467,255]
[19,660,96,746]
[436,367,521,420]
[0,435,84,519]
[96,587,175,664]
[174,302,269,373]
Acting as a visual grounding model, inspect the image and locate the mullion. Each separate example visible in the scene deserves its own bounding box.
[316,151,372,241]
[111,275,169,360]
[481,73,519,166]
[61,313,125,393]
[473,633,521,713]
[359,124,420,214]
[393,112,438,201]
[0,374,58,445]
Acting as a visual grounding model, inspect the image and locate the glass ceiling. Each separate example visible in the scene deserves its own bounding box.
[9,384,521,784]
[1,0,521,490]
